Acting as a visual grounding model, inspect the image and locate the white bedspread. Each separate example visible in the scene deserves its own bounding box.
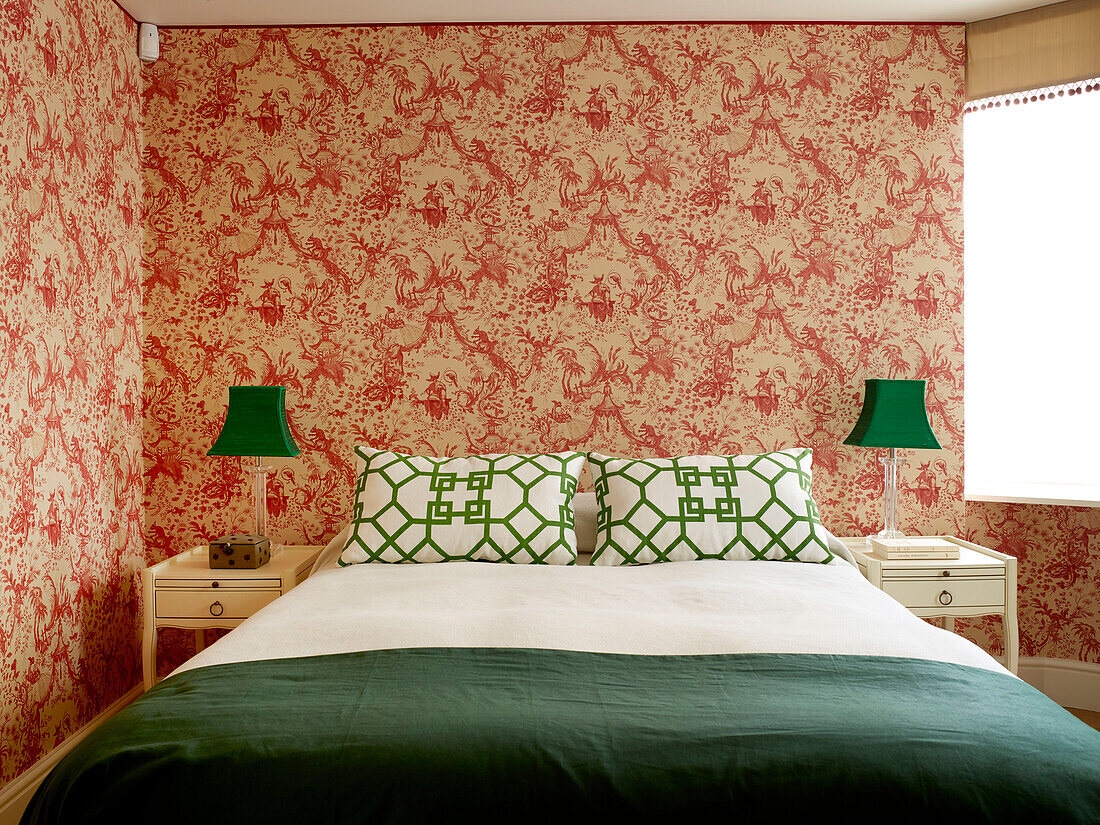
[176,552,1009,677]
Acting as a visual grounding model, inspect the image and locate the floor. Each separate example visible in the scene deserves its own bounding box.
[1067,708,1100,732]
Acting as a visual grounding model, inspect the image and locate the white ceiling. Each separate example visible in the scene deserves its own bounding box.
[117,0,1056,27]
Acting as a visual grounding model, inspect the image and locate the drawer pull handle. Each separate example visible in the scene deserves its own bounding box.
[942,571,951,578]
[212,581,219,588]
[209,600,224,617]
[938,590,953,606]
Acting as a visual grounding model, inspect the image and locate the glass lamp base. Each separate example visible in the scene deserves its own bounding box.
[871,527,906,540]
[871,448,905,542]
[249,457,272,540]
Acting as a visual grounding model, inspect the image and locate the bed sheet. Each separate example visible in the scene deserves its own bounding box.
[178,551,1007,677]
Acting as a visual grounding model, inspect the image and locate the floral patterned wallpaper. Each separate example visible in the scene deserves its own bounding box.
[143,23,1097,670]
[965,502,1100,663]
[141,22,971,662]
[0,0,143,789]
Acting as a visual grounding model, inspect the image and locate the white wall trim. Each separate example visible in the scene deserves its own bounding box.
[0,685,141,825]
[1018,656,1100,713]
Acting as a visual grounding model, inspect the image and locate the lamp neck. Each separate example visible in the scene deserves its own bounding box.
[876,447,905,540]
[251,456,270,538]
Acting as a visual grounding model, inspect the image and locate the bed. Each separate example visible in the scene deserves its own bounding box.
[22,492,1100,824]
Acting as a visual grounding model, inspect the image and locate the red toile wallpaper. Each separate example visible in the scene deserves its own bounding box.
[140,21,975,664]
[0,0,143,788]
[141,25,1096,677]
[965,502,1100,663]
[142,22,966,544]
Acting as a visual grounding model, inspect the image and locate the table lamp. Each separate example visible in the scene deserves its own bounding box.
[208,385,300,538]
[844,379,941,539]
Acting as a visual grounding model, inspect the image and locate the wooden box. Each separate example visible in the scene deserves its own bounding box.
[208,534,271,569]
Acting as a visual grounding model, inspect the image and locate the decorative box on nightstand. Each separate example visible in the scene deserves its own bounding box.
[141,544,322,690]
[840,536,1019,675]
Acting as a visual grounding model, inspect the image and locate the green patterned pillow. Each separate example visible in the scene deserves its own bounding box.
[588,448,834,566]
[339,449,584,565]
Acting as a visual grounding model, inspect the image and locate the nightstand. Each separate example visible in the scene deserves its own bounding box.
[141,544,322,690]
[841,536,1019,674]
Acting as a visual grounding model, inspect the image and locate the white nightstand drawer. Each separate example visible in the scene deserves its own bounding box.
[156,576,283,590]
[880,565,1004,579]
[155,588,280,619]
[883,577,1005,610]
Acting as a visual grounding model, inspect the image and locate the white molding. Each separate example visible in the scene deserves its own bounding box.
[966,494,1100,508]
[0,685,141,825]
[115,0,1032,28]
[1018,656,1100,713]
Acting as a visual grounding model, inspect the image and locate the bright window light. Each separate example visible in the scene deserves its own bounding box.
[964,84,1100,506]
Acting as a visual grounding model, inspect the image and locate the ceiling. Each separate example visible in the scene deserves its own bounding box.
[116,0,1055,27]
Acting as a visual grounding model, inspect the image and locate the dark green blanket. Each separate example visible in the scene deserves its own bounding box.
[22,649,1100,824]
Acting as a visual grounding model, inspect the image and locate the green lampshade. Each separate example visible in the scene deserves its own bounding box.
[844,379,942,449]
[208,386,300,458]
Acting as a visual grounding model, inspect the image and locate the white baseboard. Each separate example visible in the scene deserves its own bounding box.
[1018,656,1100,712]
[0,685,141,825]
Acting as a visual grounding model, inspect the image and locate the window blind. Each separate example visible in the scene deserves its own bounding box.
[964,77,1100,506]
[966,0,1100,101]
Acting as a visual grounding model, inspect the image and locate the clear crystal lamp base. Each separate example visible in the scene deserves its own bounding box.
[871,448,905,540]
[250,456,272,538]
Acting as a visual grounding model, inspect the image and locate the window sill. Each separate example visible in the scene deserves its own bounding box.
[965,492,1100,509]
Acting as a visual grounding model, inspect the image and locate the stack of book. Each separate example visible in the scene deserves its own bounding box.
[870,537,960,560]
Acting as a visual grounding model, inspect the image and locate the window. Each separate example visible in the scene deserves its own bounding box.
[964,80,1100,506]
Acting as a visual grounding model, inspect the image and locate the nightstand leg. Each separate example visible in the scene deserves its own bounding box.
[195,630,206,653]
[1004,612,1019,675]
[142,625,156,691]
[943,617,955,632]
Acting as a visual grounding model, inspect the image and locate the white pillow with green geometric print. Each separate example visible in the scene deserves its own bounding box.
[339,449,585,565]
[588,448,834,566]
